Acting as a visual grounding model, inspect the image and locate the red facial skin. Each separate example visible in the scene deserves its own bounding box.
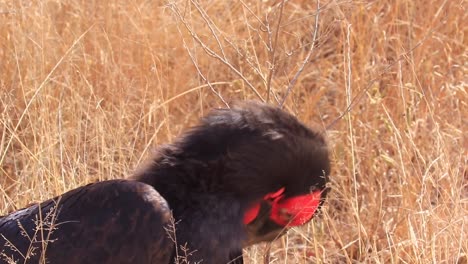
[243,187,322,227]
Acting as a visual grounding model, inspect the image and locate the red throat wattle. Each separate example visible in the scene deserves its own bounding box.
[243,188,322,227]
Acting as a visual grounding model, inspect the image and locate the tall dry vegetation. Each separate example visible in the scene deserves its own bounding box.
[0,0,466,263]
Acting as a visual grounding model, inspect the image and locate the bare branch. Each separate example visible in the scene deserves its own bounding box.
[183,42,230,107]
[266,0,286,103]
[190,0,227,60]
[168,1,265,102]
[280,0,321,108]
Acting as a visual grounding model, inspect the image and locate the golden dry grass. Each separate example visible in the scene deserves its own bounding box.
[0,0,466,263]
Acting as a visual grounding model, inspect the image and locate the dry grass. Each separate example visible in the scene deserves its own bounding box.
[0,0,466,263]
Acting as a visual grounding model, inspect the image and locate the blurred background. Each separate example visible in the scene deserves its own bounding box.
[0,0,466,263]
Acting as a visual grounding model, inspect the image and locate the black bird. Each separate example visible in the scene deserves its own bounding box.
[0,101,330,264]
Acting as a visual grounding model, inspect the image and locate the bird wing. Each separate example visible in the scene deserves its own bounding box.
[0,180,174,264]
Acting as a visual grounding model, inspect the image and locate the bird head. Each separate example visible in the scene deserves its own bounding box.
[137,101,330,247]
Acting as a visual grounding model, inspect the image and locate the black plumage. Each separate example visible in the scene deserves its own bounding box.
[0,180,173,263]
[0,101,330,264]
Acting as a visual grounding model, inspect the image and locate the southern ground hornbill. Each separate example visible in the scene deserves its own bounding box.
[0,101,330,263]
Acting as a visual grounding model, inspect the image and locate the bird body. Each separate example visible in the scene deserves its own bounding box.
[0,180,173,264]
[0,101,330,264]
